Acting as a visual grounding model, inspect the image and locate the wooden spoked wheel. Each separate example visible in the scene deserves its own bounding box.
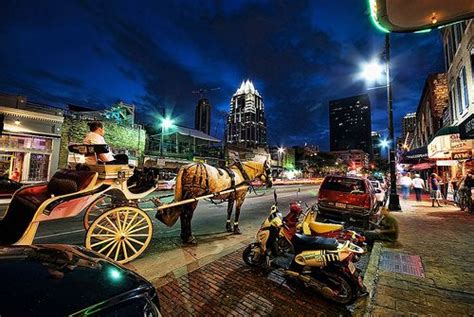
[85,206,153,264]
[83,195,115,230]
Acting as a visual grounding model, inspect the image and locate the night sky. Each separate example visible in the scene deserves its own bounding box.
[0,1,445,150]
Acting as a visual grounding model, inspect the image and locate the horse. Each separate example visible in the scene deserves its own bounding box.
[157,160,272,244]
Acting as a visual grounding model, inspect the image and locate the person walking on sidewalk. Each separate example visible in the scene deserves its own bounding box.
[400,172,413,200]
[412,174,425,202]
[430,173,442,207]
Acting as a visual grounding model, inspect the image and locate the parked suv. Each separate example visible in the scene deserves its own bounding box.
[317,175,377,227]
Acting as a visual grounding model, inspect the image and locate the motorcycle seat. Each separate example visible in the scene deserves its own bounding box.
[308,221,344,234]
[292,233,338,251]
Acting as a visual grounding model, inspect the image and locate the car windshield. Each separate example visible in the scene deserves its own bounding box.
[371,182,379,188]
[321,177,366,193]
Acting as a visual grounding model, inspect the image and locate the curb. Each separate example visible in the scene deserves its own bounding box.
[353,241,383,317]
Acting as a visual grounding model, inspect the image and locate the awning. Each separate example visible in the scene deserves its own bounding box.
[432,125,459,138]
[410,162,435,170]
[459,113,474,140]
[404,146,428,160]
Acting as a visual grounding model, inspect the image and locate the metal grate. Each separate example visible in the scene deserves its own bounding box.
[380,251,425,278]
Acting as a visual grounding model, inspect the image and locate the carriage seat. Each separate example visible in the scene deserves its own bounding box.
[68,144,134,180]
[0,170,97,245]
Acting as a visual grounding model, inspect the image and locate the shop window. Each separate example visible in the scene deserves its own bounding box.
[456,76,463,116]
[28,154,50,182]
[459,67,470,113]
[471,48,474,86]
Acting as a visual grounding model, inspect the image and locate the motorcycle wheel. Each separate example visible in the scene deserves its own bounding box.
[313,271,357,305]
[242,243,263,267]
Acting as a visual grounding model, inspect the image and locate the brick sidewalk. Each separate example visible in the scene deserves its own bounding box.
[366,199,474,316]
[156,248,357,316]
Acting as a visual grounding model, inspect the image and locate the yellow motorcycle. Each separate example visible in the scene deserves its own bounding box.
[243,194,367,305]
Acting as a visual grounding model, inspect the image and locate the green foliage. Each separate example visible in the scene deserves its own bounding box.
[59,117,146,167]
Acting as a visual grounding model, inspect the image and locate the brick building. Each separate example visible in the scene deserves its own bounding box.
[412,73,448,149]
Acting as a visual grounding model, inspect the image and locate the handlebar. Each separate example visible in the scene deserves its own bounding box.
[341,241,365,254]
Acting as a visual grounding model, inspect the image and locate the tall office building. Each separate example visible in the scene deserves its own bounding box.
[329,94,372,156]
[225,80,267,149]
[195,98,211,135]
[371,131,382,160]
[401,112,416,148]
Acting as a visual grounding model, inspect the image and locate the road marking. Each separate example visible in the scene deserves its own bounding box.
[36,229,85,239]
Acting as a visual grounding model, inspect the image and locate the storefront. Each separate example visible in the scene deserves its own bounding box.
[0,105,63,183]
[428,127,473,201]
[428,128,473,178]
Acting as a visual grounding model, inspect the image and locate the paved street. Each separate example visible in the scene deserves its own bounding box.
[0,184,320,282]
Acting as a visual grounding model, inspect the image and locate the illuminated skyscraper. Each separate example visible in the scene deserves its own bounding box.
[225,80,267,148]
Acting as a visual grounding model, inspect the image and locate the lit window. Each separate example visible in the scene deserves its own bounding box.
[459,67,470,113]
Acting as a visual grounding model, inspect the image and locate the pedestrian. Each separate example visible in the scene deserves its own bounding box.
[412,174,425,202]
[430,173,442,207]
[399,172,413,200]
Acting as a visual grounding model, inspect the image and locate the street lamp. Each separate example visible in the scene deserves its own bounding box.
[379,138,390,150]
[360,34,401,211]
[277,147,285,176]
[160,117,175,157]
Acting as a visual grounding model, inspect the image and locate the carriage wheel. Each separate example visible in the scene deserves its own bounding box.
[85,206,153,264]
[83,195,115,230]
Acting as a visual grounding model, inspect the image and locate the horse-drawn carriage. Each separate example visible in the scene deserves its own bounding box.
[0,144,272,264]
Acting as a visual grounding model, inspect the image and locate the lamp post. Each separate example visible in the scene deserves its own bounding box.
[160,117,174,157]
[277,147,285,176]
[360,33,401,211]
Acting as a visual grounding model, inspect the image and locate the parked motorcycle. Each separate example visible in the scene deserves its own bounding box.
[243,193,367,305]
[282,202,366,248]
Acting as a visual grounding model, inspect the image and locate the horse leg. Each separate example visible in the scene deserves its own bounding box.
[180,202,198,245]
[226,194,235,232]
[233,192,247,235]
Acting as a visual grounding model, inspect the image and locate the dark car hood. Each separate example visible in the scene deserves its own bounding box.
[0,244,151,316]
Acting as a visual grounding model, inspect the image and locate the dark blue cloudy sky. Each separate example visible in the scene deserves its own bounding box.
[0,0,445,150]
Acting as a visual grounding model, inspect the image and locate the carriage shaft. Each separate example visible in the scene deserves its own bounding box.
[153,185,248,211]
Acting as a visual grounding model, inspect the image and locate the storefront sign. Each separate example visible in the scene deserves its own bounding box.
[459,113,474,140]
[436,160,458,166]
[428,133,473,159]
[452,151,472,160]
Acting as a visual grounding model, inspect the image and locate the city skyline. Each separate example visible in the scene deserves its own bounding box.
[0,1,445,149]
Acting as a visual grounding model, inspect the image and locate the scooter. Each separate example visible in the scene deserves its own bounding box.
[283,202,366,248]
[243,193,367,305]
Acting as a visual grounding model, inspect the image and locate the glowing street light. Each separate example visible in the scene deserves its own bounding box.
[379,138,390,148]
[160,116,175,156]
[360,60,385,83]
[161,117,174,129]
